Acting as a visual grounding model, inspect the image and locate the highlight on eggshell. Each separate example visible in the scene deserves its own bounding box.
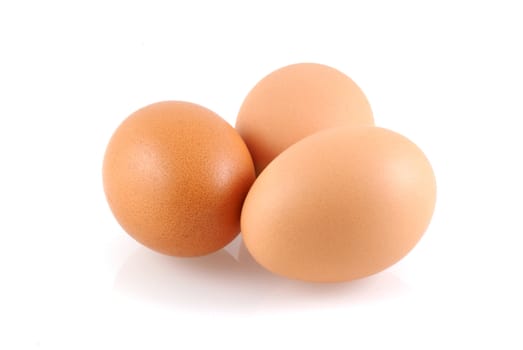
[236,62,374,174]
[103,101,255,257]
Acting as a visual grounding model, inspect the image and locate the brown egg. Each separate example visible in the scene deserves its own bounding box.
[236,63,374,174]
[241,126,436,282]
[103,101,255,257]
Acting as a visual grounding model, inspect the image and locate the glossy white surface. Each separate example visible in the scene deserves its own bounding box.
[1,1,522,349]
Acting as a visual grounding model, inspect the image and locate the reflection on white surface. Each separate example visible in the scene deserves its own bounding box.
[113,236,409,313]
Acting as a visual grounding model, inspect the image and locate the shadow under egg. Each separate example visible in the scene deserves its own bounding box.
[112,237,284,313]
[113,236,410,313]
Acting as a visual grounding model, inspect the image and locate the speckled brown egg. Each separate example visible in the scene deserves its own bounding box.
[241,126,436,282]
[236,63,374,174]
[103,101,255,257]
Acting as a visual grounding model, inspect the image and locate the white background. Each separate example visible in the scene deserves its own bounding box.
[1,0,522,349]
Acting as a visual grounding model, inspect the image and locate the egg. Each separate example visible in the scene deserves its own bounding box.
[103,101,255,257]
[241,126,436,282]
[236,63,374,174]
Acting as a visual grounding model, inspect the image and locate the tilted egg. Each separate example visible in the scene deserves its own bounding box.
[103,101,255,257]
[241,126,436,282]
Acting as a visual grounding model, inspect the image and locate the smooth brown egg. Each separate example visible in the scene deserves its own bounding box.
[236,63,374,174]
[241,126,436,282]
[103,101,255,257]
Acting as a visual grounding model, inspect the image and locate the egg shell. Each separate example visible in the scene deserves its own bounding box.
[236,63,374,174]
[241,126,436,282]
[103,101,255,257]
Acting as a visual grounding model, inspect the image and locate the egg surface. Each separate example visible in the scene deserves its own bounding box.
[103,101,255,257]
[241,126,436,282]
[236,63,374,174]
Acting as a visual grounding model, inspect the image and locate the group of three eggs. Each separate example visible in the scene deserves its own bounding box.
[103,63,436,283]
